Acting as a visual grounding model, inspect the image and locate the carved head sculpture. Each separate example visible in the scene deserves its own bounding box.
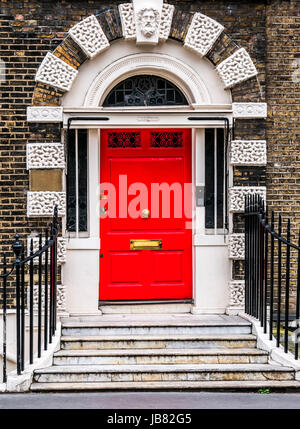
[137,7,160,38]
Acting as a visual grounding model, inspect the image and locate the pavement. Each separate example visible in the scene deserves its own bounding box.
[0,391,300,409]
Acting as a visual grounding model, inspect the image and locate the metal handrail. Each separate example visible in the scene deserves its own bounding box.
[1,206,59,383]
[244,194,300,360]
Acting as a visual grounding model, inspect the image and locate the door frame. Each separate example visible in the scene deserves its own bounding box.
[62,120,231,314]
[98,128,193,301]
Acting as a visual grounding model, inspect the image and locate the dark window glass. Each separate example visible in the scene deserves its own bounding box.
[103,75,188,107]
[205,128,224,229]
[67,129,88,232]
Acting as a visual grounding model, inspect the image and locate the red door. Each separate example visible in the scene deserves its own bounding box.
[99,129,192,301]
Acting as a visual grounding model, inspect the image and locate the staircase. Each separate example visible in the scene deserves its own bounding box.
[30,314,299,391]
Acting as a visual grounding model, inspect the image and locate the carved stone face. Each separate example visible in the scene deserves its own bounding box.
[138,8,159,38]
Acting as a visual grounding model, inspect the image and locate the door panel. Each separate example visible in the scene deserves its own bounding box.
[99,129,192,301]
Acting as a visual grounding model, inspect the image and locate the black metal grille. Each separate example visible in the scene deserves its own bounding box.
[150,132,183,148]
[108,132,141,148]
[103,75,188,107]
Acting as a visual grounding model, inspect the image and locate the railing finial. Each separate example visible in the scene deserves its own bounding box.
[12,234,24,263]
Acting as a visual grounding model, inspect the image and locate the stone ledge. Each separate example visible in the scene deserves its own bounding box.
[27,106,63,122]
[232,102,267,118]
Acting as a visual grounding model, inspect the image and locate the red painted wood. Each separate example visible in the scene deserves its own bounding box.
[99,129,192,300]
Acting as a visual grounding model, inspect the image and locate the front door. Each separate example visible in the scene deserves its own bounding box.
[99,129,192,301]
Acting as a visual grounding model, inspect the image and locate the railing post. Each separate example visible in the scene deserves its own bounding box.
[29,239,34,364]
[264,208,268,333]
[284,219,290,353]
[44,228,49,351]
[12,234,24,375]
[21,249,25,372]
[245,195,249,314]
[2,254,7,383]
[49,222,53,344]
[38,233,42,358]
[276,215,282,348]
[295,231,300,360]
[53,206,58,334]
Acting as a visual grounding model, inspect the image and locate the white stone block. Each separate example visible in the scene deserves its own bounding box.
[229,281,245,307]
[159,3,174,41]
[35,52,78,92]
[229,186,266,212]
[119,3,136,40]
[232,102,268,118]
[69,15,109,59]
[228,234,245,260]
[230,140,267,166]
[27,284,66,312]
[27,143,65,170]
[27,191,66,217]
[27,107,63,123]
[27,236,67,264]
[184,12,224,57]
[216,48,257,88]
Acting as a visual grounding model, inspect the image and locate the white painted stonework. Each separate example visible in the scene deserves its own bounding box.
[83,51,212,107]
[27,284,66,312]
[159,3,174,41]
[229,186,267,212]
[228,234,245,260]
[119,3,136,40]
[229,281,245,307]
[216,48,257,88]
[35,52,78,92]
[68,15,109,59]
[184,12,224,57]
[133,0,163,45]
[27,191,66,217]
[26,143,65,170]
[119,2,174,44]
[27,106,63,123]
[232,102,268,118]
[27,237,67,264]
[230,140,267,166]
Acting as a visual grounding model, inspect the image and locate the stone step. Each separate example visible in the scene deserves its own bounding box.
[61,334,257,350]
[61,320,252,336]
[53,348,268,365]
[30,379,300,392]
[33,364,295,384]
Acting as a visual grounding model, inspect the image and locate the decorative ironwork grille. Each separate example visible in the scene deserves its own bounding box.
[108,132,141,148]
[103,75,188,107]
[150,132,183,148]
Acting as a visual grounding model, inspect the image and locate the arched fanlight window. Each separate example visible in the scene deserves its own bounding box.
[103,75,189,107]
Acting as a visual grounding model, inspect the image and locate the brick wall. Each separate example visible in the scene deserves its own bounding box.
[266,0,300,240]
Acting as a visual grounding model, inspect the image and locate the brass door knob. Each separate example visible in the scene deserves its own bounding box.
[141,208,150,218]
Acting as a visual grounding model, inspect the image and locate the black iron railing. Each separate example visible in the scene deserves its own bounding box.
[245,195,300,359]
[1,206,59,382]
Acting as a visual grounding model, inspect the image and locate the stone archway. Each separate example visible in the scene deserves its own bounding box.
[28,2,264,113]
[25,1,268,315]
